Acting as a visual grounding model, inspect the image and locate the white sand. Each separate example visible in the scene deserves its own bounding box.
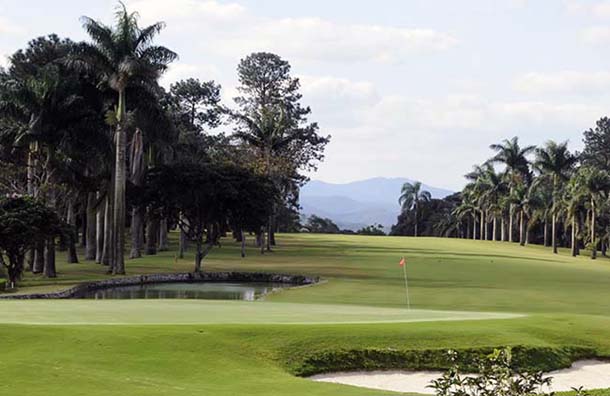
[311,360,610,394]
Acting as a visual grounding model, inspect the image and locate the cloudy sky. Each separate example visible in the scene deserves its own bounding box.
[2,0,610,190]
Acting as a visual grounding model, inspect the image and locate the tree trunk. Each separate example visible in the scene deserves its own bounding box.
[43,237,56,278]
[241,230,246,258]
[80,201,86,248]
[552,211,558,254]
[508,206,514,242]
[102,192,114,267]
[112,90,127,275]
[158,218,169,251]
[266,220,272,251]
[194,240,203,273]
[146,215,159,255]
[259,227,266,254]
[85,192,97,260]
[194,239,215,272]
[472,215,476,240]
[571,215,577,257]
[32,242,44,273]
[492,217,497,241]
[129,207,144,259]
[591,199,597,259]
[501,216,506,241]
[543,218,548,247]
[95,195,104,263]
[414,206,419,237]
[519,210,525,246]
[66,198,79,264]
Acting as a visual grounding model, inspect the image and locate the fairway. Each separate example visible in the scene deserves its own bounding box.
[0,300,520,325]
[2,234,610,396]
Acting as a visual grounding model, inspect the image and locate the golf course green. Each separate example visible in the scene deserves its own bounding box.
[2,233,610,395]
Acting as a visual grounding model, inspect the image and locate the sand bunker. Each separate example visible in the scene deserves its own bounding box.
[311,360,610,394]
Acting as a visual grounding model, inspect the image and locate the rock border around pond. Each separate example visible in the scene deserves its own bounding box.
[0,272,320,300]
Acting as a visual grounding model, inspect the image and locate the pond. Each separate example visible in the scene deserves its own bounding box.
[79,282,286,301]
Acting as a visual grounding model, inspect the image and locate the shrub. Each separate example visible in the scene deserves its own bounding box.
[429,347,591,396]
[292,345,596,377]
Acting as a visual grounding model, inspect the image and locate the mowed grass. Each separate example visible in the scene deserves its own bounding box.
[0,300,519,325]
[2,233,610,395]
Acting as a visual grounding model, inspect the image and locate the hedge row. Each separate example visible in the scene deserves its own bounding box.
[292,345,598,377]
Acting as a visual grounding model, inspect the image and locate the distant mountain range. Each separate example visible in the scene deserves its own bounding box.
[300,177,453,231]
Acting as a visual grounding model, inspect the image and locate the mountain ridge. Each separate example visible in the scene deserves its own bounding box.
[300,177,453,231]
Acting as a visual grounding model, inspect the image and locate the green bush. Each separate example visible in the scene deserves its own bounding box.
[292,345,597,377]
[0,278,5,291]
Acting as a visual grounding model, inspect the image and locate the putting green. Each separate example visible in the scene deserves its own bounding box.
[0,300,520,325]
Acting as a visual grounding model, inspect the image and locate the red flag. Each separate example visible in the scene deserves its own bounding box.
[399,257,406,267]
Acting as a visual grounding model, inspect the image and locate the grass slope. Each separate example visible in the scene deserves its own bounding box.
[1,234,610,395]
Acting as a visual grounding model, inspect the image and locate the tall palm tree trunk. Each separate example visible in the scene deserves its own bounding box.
[66,198,79,264]
[508,204,515,242]
[543,217,548,248]
[472,215,476,240]
[85,192,97,260]
[519,210,525,246]
[414,205,419,237]
[571,215,577,257]
[112,90,127,275]
[130,207,144,258]
[102,190,114,267]
[591,199,597,259]
[552,211,558,254]
[492,217,497,241]
[95,194,104,263]
[146,215,159,255]
[501,217,506,241]
[159,218,169,251]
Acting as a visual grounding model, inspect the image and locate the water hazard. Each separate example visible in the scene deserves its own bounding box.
[79,282,285,300]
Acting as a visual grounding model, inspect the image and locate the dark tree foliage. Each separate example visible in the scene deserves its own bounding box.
[170,78,222,131]
[357,224,386,236]
[391,193,462,237]
[145,162,276,271]
[0,196,66,286]
[581,117,610,172]
[304,215,341,234]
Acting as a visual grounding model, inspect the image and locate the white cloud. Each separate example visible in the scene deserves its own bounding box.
[128,0,246,24]
[565,0,610,17]
[581,25,610,44]
[206,18,457,63]
[514,71,610,94]
[159,62,221,88]
[127,1,457,64]
[0,15,25,35]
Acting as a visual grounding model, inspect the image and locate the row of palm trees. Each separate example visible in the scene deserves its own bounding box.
[454,137,610,259]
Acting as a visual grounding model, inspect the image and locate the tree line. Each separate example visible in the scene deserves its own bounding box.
[0,3,329,286]
[392,118,610,259]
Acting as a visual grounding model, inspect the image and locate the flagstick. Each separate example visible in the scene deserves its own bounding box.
[402,262,411,310]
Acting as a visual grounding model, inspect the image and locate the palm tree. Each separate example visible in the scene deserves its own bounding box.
[489,137,536,242]
[474,164,508,241]
[578,167,610,259]
[399,181,431,237]
[534,141,577,254]
[72,3,176,274]
[564,177,586,257]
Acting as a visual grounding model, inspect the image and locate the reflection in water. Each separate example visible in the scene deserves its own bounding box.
[80,282,284,300]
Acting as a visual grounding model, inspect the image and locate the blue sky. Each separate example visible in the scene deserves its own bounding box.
[2,0,610,190]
